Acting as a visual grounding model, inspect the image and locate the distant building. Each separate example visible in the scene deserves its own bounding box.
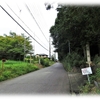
[26,50,34,57]
[35,54,48,58]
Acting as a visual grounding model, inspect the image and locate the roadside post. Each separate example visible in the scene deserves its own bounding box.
[81,43,92,84]
[81,66,92,84]
[2,59,6,70]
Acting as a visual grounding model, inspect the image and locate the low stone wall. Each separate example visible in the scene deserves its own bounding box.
[68,72,87,94]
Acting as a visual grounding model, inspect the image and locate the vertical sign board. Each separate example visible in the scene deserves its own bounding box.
[81,67,92,75]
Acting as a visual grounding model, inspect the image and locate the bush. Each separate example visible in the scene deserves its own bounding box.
[92,55,100,80]
[40,58,50,67]
[44,58,49,67]
[79,82,94,93]
[62,52,85,71]
[93,55,100,65]
[2,71,12,79]
[0,75,6,81]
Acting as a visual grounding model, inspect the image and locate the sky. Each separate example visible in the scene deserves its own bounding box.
[1,0,100,99]
[0,0,100,59]
[0,0,58,58]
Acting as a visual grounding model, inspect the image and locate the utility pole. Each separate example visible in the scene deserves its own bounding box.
[23,34,26,61]
[86,42,92,84]
[49,37,51,59]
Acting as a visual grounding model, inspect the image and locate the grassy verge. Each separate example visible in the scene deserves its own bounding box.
[0,60,39,82]
[79,55,100,94]
[0,58,55,82]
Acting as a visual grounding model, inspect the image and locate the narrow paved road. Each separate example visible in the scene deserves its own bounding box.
[0,63,70,95]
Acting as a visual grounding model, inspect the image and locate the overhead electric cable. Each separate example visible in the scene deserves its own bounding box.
[6,3,48,48]
[25,4,49,43]
[34,3,49,29]
[7,4,48,45]
[0,5,49,51]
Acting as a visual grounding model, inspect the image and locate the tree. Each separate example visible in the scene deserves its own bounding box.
[50,5,100,61]
[0,32,33,60]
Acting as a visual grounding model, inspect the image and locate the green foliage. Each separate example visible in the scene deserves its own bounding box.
[0,60,39,82]
[0,75,5,81]
[0,32,33,60]
[79,79,100,94]
[44,58,50,67]
[2,71,12,79]
[62,52,85,71]
[80,55,100,94]
[40,58,50,67]
[79,82,94,94]
[78,55,100,94]
[95,68,100,81]
[93,55,100,65]
[92,55,100,81]
[50,5,100,61]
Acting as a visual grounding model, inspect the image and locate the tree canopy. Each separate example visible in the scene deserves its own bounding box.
[50,5,100,60]
[0,32,33,60]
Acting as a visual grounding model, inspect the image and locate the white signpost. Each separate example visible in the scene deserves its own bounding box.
[81,67,92,75]
[81,67,92,84]
[81,43,93,84]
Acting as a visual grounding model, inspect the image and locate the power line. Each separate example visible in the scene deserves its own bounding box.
[34,3,49,31]
[0,5,49,51]
[25,4,49,43]
[6,3,48,48]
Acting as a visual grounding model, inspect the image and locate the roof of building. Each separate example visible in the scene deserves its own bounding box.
[36,54,48,56]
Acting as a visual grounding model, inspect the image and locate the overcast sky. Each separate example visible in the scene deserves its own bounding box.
[0,0,100,58]
[0,0,59,57]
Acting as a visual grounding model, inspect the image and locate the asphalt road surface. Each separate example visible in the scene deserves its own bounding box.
[0,63,70,95]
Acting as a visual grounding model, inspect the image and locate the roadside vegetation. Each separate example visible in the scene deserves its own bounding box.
[79,55,100,94]
[49,5,100,94]
[0,60,39,82]
[62,52,86,71]
[62,53,100,94]
[0,57,55,82]
[0,32,55,82]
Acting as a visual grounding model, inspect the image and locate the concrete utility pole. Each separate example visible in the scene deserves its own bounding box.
[49,37,51,59]
[86,43,91,84]
[23,34,26,61]
[86,43,91,66]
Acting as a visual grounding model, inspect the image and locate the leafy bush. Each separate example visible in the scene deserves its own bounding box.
[40,58,50,67]
[44,58,49,67]
[92,55,100,81]
[62,52,85,71]
[79,82,94,93]
[93,55,100,65]
[2,71,12,79]
[0,75,6,81]
[79,55,100,94]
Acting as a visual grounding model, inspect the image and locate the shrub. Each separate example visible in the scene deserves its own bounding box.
[62,52,85,71]
[44,58,50,67]
[79,82,94,93]
[40,58,44,65]
[40,58,50,67]
[0,75,6,81]
[2,71,12,79]
[93,55,100,65]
